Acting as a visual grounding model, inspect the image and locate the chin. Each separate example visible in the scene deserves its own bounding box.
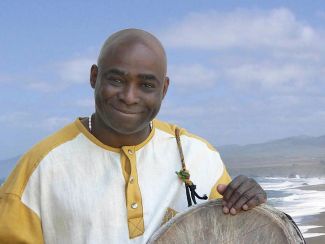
[109,120,149,135]
[97,108,153,135]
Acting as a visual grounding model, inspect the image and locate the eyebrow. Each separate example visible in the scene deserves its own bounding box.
[105,68,126,76]
[137,73,159,82]
[105,68,160,82]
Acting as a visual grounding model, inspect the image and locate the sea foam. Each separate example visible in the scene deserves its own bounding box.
[256,177,325,239]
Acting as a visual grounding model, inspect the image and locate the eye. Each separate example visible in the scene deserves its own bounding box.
[142,82,155,89]
[108,78,123,86]
[112,79,122,83]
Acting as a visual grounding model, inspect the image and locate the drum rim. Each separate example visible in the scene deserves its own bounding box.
[148,199,304,244]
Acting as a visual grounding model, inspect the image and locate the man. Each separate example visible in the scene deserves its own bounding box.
[0,29,266,243]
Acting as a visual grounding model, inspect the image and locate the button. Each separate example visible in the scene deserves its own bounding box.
[129,176,134,184]
[128,149,133,155]
[131,203,138,209]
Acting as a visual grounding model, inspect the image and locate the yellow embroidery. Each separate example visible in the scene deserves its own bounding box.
[161,207,178,225]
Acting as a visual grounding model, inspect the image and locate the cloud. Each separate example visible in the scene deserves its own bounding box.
[14,56,96,93]
[58,57,95,84]
[37,117,72,130]
[0,112,29,124]
[0,74,14,84]
[168,64,219,90]
[74,98,94,108]
[26,81,62,92]
[0,112,71,131]
[160,8,325,95]
[316,10,325,20]
[225,63,317,91]
[161,8,320,51]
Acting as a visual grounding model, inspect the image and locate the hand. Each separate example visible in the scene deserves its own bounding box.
[217,175,267,215]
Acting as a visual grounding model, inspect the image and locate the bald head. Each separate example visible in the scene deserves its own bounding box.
[97,29,167,75]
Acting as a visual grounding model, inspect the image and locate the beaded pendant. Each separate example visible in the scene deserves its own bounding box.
[175,128,208,207]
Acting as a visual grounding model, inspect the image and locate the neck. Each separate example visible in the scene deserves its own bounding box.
[90,113,151,148]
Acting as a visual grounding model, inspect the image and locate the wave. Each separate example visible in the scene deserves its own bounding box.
[255,176,325,238]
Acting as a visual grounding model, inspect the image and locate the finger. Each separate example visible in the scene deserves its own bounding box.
[217,184,227,195]
[222,175,248,201]
[226,178,256,209]
[231,185,260,212]
[230,207,237,215]
[234,183,267,211]
[245,192,267,210]
[242,204,249,211]
[223,206,230,214]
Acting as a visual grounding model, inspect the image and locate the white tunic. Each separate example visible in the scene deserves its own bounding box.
[0,118,231,244]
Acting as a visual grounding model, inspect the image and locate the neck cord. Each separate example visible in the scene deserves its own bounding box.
[89,114,93,133]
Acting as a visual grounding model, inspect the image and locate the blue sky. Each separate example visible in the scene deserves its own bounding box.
[1,1,325,159]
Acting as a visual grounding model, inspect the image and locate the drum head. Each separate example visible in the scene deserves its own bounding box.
[148,199,304,244]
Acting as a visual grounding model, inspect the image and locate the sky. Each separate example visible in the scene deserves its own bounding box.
[0,0,325,159]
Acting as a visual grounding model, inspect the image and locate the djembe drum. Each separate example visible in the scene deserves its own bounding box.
[148,199,305,244]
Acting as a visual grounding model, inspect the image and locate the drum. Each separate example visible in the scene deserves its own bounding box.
[148,199,305,244]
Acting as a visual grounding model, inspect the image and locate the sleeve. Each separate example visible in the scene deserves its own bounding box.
[0,193,44,244]
[208,165,232,200]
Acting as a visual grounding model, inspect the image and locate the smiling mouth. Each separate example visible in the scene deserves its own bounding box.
[112,106,142,115]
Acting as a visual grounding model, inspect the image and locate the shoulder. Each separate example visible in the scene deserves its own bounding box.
[0,120,81,197]
[20,120,80,165]
[154,119,218,152]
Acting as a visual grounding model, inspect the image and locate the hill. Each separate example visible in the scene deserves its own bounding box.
[218,135,325,177]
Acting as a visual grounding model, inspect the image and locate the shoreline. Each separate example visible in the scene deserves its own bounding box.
[297,183,325,243]
[302,211,325,244]
[297,183,325,191]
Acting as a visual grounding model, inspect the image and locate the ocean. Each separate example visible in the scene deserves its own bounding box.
[255,176,325,239]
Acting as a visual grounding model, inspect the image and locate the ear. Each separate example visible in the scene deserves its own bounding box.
[162,76,169,99]
[90,64,98,89]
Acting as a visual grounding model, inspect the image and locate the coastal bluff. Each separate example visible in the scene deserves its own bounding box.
[218,135,325,178]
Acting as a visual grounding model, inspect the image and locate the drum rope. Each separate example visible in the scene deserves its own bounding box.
[175,128,208,207]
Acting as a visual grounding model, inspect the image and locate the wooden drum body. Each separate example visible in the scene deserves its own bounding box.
[148,199,304,244]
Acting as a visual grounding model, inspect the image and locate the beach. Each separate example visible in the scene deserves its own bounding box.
[297,184,325,244]
[305,211,325,244]
[256,177,325,243]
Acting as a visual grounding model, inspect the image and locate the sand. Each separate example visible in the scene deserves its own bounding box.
[297,183,325,192]
[303,212,325,244]
[296,184,325,244]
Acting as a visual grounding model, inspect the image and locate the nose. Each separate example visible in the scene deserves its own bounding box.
[118,83,140,105]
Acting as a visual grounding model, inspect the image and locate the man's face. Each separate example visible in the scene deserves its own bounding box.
[92,42,169,135]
